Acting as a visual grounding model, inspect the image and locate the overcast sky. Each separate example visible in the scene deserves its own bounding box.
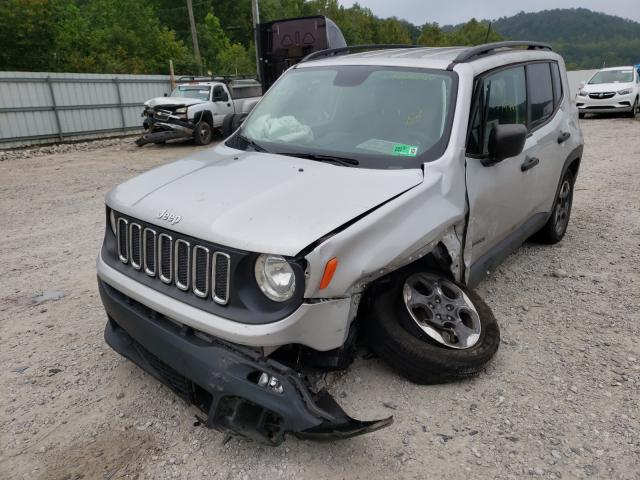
[339,0,640,25]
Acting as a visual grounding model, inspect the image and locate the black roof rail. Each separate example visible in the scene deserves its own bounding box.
[177,75,257,83]
[450,41,553,66]
[300,44,421,63]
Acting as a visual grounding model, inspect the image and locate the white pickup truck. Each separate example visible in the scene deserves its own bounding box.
[136,76,262,146]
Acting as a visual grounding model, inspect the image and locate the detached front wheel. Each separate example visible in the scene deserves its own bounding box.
[365,269,500,384]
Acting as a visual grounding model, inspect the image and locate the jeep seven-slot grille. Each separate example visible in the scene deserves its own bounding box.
[116,216,230,305]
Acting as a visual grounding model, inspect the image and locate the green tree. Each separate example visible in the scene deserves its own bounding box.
[218,43,256,75]
[199,11,231,73]
[418,19,502,47]
[0,0,76,71]
[74,0,193,73]
[417,23,446,46]
[375,18,412,44]
[448,19,502,45]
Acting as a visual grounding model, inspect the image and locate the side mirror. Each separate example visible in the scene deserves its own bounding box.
[485,124,527,165]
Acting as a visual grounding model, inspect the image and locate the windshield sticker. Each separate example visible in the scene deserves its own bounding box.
[392,144,418,157]
[356,138,398,154]
[356,139,419,156]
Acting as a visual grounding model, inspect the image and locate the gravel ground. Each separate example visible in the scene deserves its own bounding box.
[1,119,639,480]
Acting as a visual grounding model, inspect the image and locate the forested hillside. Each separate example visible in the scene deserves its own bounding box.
[0,1,637,74]
[491,8,640,69]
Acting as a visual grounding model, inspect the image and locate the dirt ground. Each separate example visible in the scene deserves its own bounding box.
[1,119,639,480]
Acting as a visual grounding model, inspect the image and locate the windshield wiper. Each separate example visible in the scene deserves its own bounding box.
[277,152,359,167]
[236,133,267,153]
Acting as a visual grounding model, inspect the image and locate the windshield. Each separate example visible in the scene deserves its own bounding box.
[588,69,634,84]
[239,66,457,168]
[170,85,211,101]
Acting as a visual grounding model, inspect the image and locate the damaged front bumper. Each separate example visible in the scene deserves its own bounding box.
[137,110,195,146]
[99,279,391,445]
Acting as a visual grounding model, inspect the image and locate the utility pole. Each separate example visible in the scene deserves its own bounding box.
[186,0,202,75]
[251,0,261,83]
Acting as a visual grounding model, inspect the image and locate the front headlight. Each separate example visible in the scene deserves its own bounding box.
[176,107,187,114]
[255,254,296,302]
[617,88,632,95]
[578,89,587,97]
[109,209,117,235]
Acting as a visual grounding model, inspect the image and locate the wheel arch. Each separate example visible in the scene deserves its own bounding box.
[193,110,214,125]
[566,152,581,180]
[361,242,458,298]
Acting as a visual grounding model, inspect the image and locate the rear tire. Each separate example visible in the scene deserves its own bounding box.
[194,121,213,145]
[533,169,574,244]
[364,267,500,384]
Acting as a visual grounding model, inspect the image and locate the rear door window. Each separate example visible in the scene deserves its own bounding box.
[527,63,554,126]
[550,62,563,108]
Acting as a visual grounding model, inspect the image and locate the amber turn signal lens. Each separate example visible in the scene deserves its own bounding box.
[319,257,338,289]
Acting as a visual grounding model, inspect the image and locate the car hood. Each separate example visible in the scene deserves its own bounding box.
[144,97,205,108]
[582,82,633,93]
[106,149,424,256]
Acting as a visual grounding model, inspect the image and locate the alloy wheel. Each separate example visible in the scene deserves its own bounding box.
[554,179,572,236]
[402,273,481,349]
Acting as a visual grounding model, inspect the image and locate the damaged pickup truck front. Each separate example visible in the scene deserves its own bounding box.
[98,42,583,445]
[136,77,261,146]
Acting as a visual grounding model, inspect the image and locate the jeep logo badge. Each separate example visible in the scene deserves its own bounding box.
[157,209,182,225]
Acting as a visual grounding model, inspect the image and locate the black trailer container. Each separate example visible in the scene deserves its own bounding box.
[257,15,347,92]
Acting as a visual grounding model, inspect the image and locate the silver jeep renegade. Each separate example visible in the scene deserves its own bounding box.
[98,41,584,444]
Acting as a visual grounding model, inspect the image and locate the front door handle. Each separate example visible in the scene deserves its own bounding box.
[521,156,540,172]
[557,131,571,144]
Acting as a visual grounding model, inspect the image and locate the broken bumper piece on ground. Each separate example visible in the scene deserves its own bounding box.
[136,115,194,146]
[99,279,392,445]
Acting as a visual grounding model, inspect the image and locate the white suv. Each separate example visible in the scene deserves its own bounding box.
[98,41,584,444]
[576,66,640,118]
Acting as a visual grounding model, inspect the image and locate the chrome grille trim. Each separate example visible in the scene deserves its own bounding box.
[129,223,142,270]
[158,233,173,284]
[113,213,235,306]
[212,252,231,305]
[143,228,157,277]
[117,218,129,263]
[192,246,210,298]
[174,239,191,291]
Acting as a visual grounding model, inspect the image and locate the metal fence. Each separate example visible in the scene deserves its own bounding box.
[0,72,173,149]
[0,68,603,149]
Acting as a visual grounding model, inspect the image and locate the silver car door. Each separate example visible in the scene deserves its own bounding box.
[525,62,567,214]
[464,65,538,286]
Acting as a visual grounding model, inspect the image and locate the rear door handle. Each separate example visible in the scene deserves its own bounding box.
[521,156,539,172]
[557,131,571,144]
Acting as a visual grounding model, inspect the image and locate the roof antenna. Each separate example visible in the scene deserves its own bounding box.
[484,22,492,43]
